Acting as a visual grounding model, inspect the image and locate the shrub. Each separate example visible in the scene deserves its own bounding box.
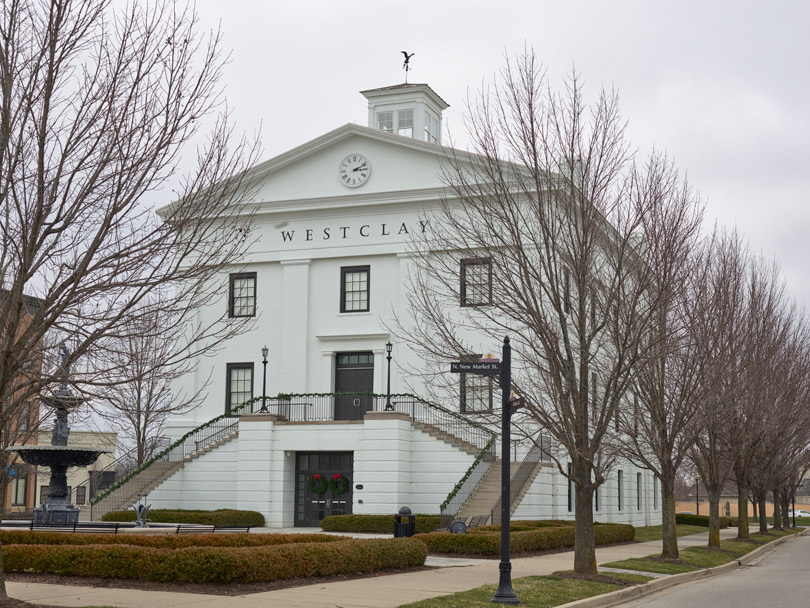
[414,522,634,556]
[2,537,426,583]
[320,513,441,534]
[0,530,339,549]
[101,508,265,527]
[675,513,728,528]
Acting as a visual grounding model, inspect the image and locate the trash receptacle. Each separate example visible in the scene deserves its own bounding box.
[393,506,416,537]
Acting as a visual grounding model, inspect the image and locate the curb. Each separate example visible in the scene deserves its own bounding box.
[557,528,808,608]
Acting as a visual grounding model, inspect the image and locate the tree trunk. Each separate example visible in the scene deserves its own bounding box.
[772,489,782,531]
[781,492,790,529]
[751,498,758,521]
[758,494,768,534]
[737,484,749,540]
[660,473,679,558]
[573,482,597,574]
[708,490,721,547]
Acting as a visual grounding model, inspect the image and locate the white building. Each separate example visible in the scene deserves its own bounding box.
[143,82,661,529]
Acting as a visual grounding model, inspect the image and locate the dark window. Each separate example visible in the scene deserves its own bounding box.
[637,472,643,510]
[591,372,598,424]
[40,485,49,501]
[595,485,600,511]
[226,363,254,413]
[75,486,87,505]
[460,258,492,306]
[341,266,370,313]
[460,354,493,412]
[229,272,257,317]
[618,470,624,511]
[11,473,27,506]
[653,476,658,509]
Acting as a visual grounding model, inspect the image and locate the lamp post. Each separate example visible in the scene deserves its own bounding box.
[385,341,394,411]
[491,336,519,605]
[259,345,269,413]
[695,474,700,516]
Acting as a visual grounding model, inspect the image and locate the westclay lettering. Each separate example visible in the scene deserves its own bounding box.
[279,221,429,243]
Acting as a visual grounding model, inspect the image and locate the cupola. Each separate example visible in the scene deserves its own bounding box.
[360,83,449,144]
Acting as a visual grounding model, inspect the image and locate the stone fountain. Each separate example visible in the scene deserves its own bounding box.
[7,348,110,524]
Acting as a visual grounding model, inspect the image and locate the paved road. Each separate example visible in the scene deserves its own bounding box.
[618,533,810,608]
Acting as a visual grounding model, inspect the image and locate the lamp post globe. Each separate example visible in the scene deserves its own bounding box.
[260,345,269,413]
[385,341,394,411]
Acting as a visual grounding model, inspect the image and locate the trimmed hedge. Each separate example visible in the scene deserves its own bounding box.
[675,513,728,528]
[2,537,427,583]
[413,521,634,556]
[0,530,338,549]
[321,514,441,534]
[101,508,264,527]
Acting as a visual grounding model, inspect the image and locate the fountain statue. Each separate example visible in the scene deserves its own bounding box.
[7,347,110,524]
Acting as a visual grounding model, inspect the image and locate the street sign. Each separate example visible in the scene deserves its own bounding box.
[450,360,501,375]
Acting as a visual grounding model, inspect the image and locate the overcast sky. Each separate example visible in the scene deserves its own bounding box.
[192,0,810,309]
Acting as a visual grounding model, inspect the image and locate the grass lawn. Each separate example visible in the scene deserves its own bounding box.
[633,524,707,543]
[399,572,652,608]
[603,526,802,574]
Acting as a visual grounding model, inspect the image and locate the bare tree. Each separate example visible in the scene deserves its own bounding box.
[0,0,259,597]
[617,157,705,559]
[399,52,668,574]
[94,302,209,467]
[690,228,749,547]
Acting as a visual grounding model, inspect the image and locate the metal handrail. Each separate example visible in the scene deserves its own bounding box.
[490,436,551,524]
[439,437,496,528]
[89,392,496,519]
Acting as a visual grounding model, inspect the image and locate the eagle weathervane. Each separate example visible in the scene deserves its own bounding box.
[401,51,414,83]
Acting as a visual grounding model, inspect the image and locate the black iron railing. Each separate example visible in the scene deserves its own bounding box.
[439,436,497,528]
[90,392,496,518]
[490,436,551,524]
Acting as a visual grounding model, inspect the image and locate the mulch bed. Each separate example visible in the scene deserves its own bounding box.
[4,565,434,598]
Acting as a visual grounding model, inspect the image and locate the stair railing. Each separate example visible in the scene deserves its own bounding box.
[490,435,551,524]
[439,436,496,528]
[90,391,494,519]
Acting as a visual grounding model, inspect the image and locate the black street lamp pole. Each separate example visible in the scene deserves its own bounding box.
[792,494,796,528]
[492,336,519,605]
[695,475,700,516]
[260,345,269,413]
[385,341,394,411]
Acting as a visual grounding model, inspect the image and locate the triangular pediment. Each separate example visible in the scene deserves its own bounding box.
[242,124,468,208]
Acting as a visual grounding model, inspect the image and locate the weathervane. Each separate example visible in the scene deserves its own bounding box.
[401,51,414,83]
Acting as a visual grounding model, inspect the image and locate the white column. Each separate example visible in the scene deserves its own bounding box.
[236,414,277,526]
[356,412,412,514]
[279,259,310,392]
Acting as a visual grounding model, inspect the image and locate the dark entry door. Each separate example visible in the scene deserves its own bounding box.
[335,352,374,420]
[294,452,353,527]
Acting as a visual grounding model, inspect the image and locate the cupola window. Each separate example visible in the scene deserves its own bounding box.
[377,111,393,132]
[397,109,413,137]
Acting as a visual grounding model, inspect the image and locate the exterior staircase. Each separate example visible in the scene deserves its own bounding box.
[457,459,520,521]
[412,420,493,458]
[82,431,238,520]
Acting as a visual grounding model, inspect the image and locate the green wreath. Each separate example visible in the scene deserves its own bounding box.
[309,473,328,495]
[330,473,350,496]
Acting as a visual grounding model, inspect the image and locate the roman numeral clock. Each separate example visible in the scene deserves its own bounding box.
[338,153,370,187]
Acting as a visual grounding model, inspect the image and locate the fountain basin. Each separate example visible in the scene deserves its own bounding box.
[9,445,110,467]
[8,445,111,524]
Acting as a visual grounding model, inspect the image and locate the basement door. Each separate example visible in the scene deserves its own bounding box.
[294,452,353,527]
[334,352,374,420]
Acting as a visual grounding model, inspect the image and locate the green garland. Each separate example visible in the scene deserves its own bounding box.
[92,391,495,507]
[440,435,497,511]
[309,473,328,495]
[330,473,350,496]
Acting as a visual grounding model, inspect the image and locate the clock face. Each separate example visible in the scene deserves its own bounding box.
[338,153,371,188]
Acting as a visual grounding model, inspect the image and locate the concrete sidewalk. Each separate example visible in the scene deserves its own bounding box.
[5,528,745,608]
